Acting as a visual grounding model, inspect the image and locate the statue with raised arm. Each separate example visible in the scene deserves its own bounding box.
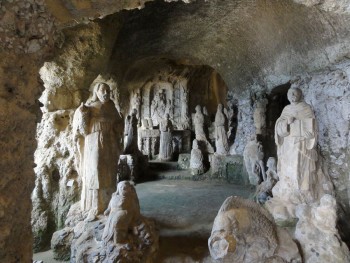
[73,82,120,221]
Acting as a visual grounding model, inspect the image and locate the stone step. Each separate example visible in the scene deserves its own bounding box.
[148,161,180,171]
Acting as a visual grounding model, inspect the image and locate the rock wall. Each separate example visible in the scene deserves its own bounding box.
[0,0,58,261]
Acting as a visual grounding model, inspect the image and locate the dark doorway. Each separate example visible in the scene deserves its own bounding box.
[264,82,291,159]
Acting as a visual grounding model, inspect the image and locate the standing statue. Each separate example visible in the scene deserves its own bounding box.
[190,139,205,175]
[150,89,166,126]
[73,82,120,221]
[274,87,318,202]
[194,105,214,153]
[214,104,229,155]
[102,181,140,245]
[132,90,141,126]
[266,87,333,222]
[124,108,139,154]
[253,92,268,136]
[158,113,173,161]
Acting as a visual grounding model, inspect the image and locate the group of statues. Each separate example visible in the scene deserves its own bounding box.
[67,80,341,262]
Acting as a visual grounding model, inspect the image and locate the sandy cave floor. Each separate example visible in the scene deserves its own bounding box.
[33,174,255,262]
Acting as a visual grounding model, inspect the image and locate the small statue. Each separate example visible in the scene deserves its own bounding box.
[158,113,174,161]
[190,139,205,175]
[102,181,140,245]
[214,104,229,155]
[124,108,139,154]
[73,82,120,221]
[243,136,266,185]
[255,157,278,204]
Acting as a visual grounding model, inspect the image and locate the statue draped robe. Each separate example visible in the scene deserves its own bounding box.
[273,101,318,202]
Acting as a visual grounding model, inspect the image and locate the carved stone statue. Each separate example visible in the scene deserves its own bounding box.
[255,157,278,204]
[151,89,167,126]
[243,136,266,185]
[194,105,214,153]
[208,196,301,263]
[102,181,140,245]
[253,92,268,136]
[124,108,139,154]
[158,113,173,161]
[266,87,333,222]
[190,139,205,175]
[273,88,326,203]
[73,82,120,221]
[131,90,141,126]
[214,104,229,155]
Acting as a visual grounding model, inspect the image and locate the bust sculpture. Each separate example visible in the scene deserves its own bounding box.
[214,104,229,155]
[73,82,120,221]
[158,113,173,161]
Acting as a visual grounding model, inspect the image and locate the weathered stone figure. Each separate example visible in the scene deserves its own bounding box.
[151,89,166,126]
[273,88,318,203]
[73,82,120,221]
[243,136,266,185]
[124,108,139,154]
[256,157,278,204]
[102,181,140,245]
[215,104,229,155]
[159,113,173,161]
[190,139,205,175]
[208,196,301,263]
[194,105,214,153]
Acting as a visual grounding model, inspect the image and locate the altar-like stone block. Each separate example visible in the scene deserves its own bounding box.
[211,154,249,185]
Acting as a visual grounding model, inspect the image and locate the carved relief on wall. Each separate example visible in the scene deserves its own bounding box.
[133,77,189,129]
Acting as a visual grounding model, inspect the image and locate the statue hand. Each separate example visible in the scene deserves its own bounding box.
[304,131,313,139]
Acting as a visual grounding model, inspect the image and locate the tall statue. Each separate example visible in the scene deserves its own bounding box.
[253,92,268,136]
[73,82,120,221]
[102,181,140,245]
[266,87,333,221]
[214,104,229,155]
[158,113,173,161]
[124,108,139,154]
[194,105,214,153]
[274,87,318,202]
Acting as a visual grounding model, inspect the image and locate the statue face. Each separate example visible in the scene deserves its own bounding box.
[287,88,302,104]
[96,84,110,103]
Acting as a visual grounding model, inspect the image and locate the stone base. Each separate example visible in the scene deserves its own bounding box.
[177,153,191,170]
[210,154,249,185]
[265,198,299,227]
[51,203,159,263]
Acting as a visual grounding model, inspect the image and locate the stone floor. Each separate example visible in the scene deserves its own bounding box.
[33,176,255,262]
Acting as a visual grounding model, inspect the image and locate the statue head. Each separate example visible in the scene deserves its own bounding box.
[217,104,223,111]
[195,105,201,113]
[94,82,110,103]
[132,108,137,115]
[287,88,302,104]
